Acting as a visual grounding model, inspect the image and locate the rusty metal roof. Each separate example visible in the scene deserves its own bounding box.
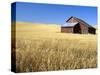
[61,22,78,27]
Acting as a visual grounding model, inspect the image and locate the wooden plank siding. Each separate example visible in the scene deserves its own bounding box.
[61,27,73,33]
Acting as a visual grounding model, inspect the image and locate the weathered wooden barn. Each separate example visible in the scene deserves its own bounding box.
[61,16,96,34]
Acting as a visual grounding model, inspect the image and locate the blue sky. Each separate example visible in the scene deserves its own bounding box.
[12,2,97,25]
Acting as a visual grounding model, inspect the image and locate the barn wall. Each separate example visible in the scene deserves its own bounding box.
[61,27,73,33]
[79,22,88,34]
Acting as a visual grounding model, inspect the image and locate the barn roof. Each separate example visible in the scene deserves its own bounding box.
[66,16,96,29]
[61,22,78,27]
[73,17,93,28]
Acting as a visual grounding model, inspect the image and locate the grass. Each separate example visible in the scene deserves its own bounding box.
[12,22,97,72]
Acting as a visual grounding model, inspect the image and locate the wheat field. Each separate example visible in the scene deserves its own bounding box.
[12,22,97,72]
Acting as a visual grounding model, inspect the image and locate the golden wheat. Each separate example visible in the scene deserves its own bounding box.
[12,22,97,72]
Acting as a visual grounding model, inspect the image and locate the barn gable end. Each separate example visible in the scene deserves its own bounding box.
[66,16,78,23]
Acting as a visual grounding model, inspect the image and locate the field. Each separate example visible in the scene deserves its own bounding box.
[12,22,97,72]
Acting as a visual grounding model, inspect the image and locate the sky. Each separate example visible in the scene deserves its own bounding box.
[12,2,97,25]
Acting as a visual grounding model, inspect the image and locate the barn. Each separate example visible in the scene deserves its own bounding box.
[61,16,96,34]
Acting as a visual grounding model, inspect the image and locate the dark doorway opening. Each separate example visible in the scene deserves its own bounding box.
[88,27,96,34]
[73,24,81,34]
